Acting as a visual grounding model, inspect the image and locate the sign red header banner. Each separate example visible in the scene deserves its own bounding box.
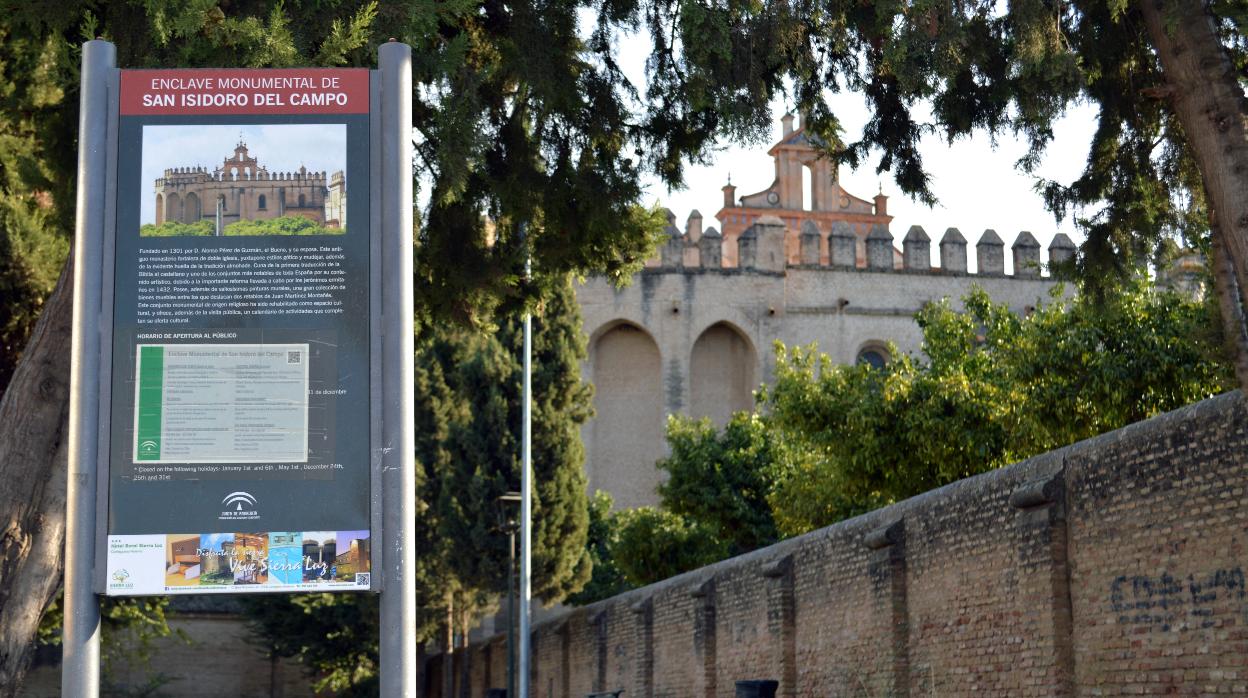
[121,69,369,116]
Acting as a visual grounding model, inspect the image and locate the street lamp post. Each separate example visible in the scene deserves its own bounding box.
[498,491,522,698]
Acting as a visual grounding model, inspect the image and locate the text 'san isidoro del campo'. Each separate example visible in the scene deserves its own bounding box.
[142,75,349,108]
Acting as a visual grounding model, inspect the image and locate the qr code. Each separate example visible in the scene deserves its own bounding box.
[355,573,371,587]
[287,351,301,364]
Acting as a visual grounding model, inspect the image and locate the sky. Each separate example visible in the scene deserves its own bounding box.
[302,531,336,545]
[140,124,346,225]
[199,532,233,552]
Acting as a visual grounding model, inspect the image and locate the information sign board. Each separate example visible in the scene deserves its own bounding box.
[101,69,375,595]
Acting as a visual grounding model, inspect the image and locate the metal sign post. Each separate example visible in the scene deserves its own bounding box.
[63,38,115,698]
[377,39,417,697]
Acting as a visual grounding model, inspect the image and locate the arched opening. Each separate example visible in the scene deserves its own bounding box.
[298,193,306,208]
[801,164,812,211]
[165,193,182,225]
[589,322,664,509]
[183,192,201,223]
[257,194,267,210]
[155,193,164,225]
[856,342,890,369]
[690,322,757,425]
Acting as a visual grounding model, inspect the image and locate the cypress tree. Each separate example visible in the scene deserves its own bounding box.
[418,277,592,604]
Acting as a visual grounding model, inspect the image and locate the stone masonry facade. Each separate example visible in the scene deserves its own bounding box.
[154,141,345,229]
[435,390,1248,696]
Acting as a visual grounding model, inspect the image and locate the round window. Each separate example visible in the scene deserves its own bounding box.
[856,347,888,369]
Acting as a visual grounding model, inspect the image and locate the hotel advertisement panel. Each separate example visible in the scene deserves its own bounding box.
[102,69,374,595]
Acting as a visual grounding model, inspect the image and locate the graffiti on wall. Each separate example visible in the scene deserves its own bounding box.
[1109,566,1245,632]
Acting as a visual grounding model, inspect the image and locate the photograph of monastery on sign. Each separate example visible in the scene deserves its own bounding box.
[139,124,347,237]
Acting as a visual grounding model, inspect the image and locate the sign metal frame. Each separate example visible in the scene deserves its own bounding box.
[88,67,385,594]
[67,41,414,695]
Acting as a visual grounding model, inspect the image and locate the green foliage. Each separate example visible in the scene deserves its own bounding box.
[223,215,344,236]
[649,2,1247,298]
[417,277,593,604]
[764,279,1232,535]
[612,507,726,587]
[606,281,1230,573]
[37,593,183,689]
[605,412,781,588]
[656,412,779,556]
[0,22,75,392]
[97,596,182,681]
[138,220,214,237]
[564,490,632,606]
[243,593,379,697]
[138,216,343,237]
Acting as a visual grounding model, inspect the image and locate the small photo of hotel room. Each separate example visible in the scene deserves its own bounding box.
[165,534,201,587]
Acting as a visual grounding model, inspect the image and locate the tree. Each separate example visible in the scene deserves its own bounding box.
[0,20,72,394]
[419,277,592,604]
[414,278,593,696]
[604,412,781,589]
[137,215,343,237]
[0,257,73,694]
[564,491,632,606]
[654,412,779,556]
[611,507,728,586]
[763,279,1232,535]
[644,0,1248,386]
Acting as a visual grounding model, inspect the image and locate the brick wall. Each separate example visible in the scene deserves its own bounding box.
[433,391,1248,696]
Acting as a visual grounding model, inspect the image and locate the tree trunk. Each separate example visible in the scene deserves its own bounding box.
[1140,0,1248,391]
[443,594,454,698]
[1208,230,1248,386]
[458,607,470,698]
[0,253,73,696]
[417,640,428,698]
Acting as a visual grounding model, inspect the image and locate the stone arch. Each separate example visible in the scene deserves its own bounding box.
[155,193,164,225]
[258,194,267,210]
[183,192,201,223]
[165,193,182,225]
[690,321,757,425]
[855,341,890,369]
[588,320,664,510]
[298,193,307,208]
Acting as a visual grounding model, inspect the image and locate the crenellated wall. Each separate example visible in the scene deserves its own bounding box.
[433,390,1248,697]
[153,142,341,228]
[653,209,1076,276]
